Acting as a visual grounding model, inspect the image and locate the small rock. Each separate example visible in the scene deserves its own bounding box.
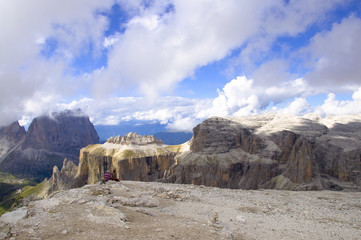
[61,230,67,235]
[236,215,246,223]
[211,212,219,224]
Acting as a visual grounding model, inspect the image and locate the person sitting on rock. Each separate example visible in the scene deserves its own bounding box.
[110,169,120,182]
[103,170,111,183]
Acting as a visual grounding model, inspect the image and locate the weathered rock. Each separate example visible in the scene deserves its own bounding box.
[42,134,175,197]
[21,109,99,155]
[0,110,99,181]
[0,121,26,143]
[107,132,163,145]
[165,115,361,190]
[44,114,361,193]
[0,121,26,164]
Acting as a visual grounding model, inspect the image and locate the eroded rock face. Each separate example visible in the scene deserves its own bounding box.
[22,110,99,155]
[0,121,27,164]
[107,132,163,145]
[0,121,26,143]
[0,110,99,181]
[45,114,361,194]
[165,115,361,190]
[42,134,175,197]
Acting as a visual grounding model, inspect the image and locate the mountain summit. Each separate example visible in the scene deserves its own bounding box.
[0,110,99,181]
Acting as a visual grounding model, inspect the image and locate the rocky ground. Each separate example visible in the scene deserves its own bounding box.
[1,181,361,240]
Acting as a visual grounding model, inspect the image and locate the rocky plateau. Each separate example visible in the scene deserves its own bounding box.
[1,180,361,239]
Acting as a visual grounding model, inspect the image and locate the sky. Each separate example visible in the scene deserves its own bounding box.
[1,0,361,132]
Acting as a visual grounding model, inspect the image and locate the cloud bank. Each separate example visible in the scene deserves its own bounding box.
[1,0,360,131]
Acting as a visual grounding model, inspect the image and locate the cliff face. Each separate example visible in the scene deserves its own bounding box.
[45,114,361,194]
[0,121,26,143]
[164,115,361,190]
[0,110,99,181]
[0,121,27,164]
[22,110,99,155]
[42,133,176,197]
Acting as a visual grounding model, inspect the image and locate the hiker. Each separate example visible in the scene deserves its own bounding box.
[103,170,111,183]
[110,169,120,182]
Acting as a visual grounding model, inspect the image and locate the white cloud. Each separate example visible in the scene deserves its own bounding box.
[279,98,311,116]
[314,88,361,116]
[303,17,361,91]
[198,75,309,118]
[166,117,197,132]
[54,96,210,131]
[0,0,113,126]
[103,36,120,48]
[92,0,274,99]
[0,0,360,131]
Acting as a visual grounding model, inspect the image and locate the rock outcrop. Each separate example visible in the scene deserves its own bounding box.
[163,114,361,190]
[0,110,99,181]
[45,114,361,193]
[106,132,163,145]
[0,121,27,164]
[41,133,176,197]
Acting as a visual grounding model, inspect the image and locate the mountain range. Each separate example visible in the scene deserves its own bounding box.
[1,110,361,193]
[42,113,361,196]
[95,121,192,144]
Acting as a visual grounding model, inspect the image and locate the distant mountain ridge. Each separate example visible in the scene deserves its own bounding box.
[0,110,99,181]
[95,121,192,144]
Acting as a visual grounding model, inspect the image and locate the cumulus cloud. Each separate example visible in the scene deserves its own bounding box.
[1,0,360,130]
[0,0,113,125]
[314,88,361,116]
[302,17,361,91]
[279,98,311,116]
[198,75,309,118]
[53,96,211,131]
[92,0,275,99]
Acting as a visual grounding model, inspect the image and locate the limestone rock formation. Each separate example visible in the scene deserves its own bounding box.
[0,110,99,181]
[45,114,361,193]
[41,134,175,197]
[0,121,26,143]
[164,114,361,190]
[107,132,163,145]
[0,121,26,164]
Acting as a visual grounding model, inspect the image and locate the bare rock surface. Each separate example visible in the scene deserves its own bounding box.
[106,132,163,145]
[1,181,361,240]
[43,114,361,194]
[0,109,99,181]
[165,114,361,190]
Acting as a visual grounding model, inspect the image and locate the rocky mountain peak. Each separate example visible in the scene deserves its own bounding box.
[22,110,99,154]
[0,109,99,181]
[106,132,163,145]
[0,121,26,142]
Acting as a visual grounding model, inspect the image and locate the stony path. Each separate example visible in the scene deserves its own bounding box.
[1,181,361,239]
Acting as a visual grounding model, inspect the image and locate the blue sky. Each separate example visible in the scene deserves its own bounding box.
[1,0,361,131]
